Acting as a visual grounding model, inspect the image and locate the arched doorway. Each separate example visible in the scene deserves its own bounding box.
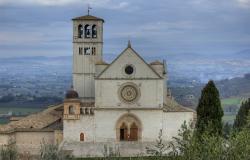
[116,114,142,141]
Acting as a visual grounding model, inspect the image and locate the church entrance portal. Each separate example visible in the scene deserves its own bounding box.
[116,114,141,141]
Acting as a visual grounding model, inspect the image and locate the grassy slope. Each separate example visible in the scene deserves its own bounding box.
[221,97,242,106]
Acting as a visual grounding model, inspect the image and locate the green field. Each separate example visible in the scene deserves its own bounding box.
[221,97,242,106]
[0,107,43,115]
[221,97,242,124]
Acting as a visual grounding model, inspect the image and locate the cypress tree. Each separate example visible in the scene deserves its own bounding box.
[196,80,224,135]
[234,98,250,130]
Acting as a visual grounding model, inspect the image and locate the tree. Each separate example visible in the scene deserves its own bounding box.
[146,129,169,157]
[227,113,250,160]
[196,80,224,135]
[223,122,232,139]
[234,99,250,130]
[169,121,225,160]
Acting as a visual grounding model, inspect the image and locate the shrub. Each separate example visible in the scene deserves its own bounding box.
[0,145,17,160]
[39,139,72,160]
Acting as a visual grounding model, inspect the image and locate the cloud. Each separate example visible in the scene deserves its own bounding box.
[108,20,205,40]
[0,21,70,45]
[237,0,250,8]
[0,0,129,9]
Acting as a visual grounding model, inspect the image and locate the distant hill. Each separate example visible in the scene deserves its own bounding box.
[217,73,250,98]
[171,73,250,108]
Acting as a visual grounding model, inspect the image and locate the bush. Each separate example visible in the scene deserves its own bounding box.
[0,145,17,160]
[39,139,72,160]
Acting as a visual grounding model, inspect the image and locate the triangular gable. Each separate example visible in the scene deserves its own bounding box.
[97,46,162,79]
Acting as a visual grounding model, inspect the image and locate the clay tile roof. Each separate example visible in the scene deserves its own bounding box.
[95,60,109,65]
[150,60,163,65]
[164,97,196,112]
[0,104,63,133]
[72,15,104,22]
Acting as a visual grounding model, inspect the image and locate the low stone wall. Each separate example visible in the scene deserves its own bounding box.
[15,131,54,155]
[62,141,156,157]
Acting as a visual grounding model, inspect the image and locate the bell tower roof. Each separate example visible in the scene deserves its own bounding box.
[72,15,104,22]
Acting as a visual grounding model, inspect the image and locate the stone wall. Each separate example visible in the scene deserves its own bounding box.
[62,141,155,157]
[15,131,54,155]
[0,133,11,146]
[162,111,195,140]
[63,115,95,142]
[95,79,164,108]
[95,109,162,142]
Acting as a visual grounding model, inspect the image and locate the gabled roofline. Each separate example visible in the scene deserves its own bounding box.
[96,45,163,79]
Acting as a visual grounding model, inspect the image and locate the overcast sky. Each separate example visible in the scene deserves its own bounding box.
[0,0,250,58]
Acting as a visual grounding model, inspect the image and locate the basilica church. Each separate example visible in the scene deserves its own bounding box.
[0,14,195,157]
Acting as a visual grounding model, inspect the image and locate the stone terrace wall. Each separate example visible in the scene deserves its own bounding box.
[62,141,156,157]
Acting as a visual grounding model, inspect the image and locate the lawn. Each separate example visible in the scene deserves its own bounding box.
[221,97,242,106]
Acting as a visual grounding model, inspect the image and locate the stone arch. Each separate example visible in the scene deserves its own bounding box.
[78,24,83,38]
[115,113,142,141]
[92,24,97,38]
[84,24,91,38]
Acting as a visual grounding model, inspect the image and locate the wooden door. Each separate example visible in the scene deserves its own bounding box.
[129,123,138,141]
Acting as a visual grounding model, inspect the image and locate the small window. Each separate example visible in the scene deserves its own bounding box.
[84,47,91,55]
[92,47,96,55]
[69,105,75,114]
[125,65,134,75]
[80,133,84,141]
[79,47,83,55]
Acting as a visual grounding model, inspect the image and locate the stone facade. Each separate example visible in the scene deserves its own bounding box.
[61,14,196,157]
[0,14,196,158]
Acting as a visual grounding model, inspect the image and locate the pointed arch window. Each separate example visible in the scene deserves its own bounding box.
[92,25,97,38]
[85,24,91,38]
[78,24,83,38]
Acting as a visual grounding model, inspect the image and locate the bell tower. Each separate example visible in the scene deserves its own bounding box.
[72,14,104,100]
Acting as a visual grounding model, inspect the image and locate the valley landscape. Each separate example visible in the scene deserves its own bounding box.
[0,50,250,124]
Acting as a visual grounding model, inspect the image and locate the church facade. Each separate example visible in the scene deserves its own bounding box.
[0,14,195,157]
